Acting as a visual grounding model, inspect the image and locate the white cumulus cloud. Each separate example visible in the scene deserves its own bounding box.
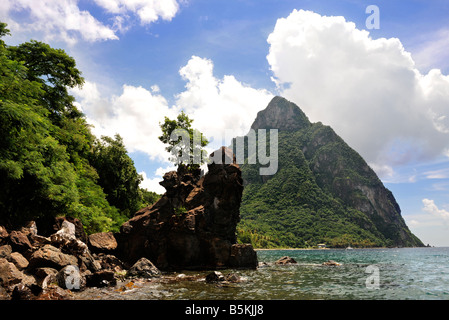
[176,56,274,150]
[0,0,118,44]
[93,0,179,25]
[72,81,176,163]
[0,0,181,44]
[139,171,166,194]
[267,9,449,179]
[72,56,273,192]
[422,199,449,226]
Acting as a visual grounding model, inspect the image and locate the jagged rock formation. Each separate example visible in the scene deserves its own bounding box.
[236,96,423,248]
[0,218,125,300]
[116,147,258,270]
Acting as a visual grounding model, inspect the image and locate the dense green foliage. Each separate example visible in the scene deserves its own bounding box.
[236,98,423,249]
[90,135,144,217]
[0,24,158,233]
[237,130,386,248]
[159,111,209,171]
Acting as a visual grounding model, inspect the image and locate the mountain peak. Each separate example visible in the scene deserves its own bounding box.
[250,96,311,131]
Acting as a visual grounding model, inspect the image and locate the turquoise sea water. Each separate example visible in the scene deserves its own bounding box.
[76,247,449,300]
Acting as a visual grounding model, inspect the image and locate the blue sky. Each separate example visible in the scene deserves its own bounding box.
[2,0,449,246]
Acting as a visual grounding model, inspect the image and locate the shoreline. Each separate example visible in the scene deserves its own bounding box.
[254,246,432,251]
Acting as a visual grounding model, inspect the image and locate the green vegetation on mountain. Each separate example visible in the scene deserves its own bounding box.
[0,23,158,233]
[235,97,423,248]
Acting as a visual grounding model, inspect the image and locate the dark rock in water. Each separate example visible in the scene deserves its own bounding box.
[128,257,161,278]
[229,244,258,269]
[116,147,257,270]
[205,271,225,283]
[275,256,298,265]
[322,260,341,266]
[205,271,242,283]
[85,270,116,288]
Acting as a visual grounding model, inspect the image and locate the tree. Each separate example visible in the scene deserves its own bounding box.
[90,134,143,217]
[7,40,84,123]
[159,111,209,171]
[0,22,130,233]
[0,27,79,226]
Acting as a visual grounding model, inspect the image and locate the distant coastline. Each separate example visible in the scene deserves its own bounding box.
[254,246,433,251]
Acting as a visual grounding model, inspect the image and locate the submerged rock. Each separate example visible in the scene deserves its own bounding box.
[322,260,341,266]
[205,271,243,283]
[275,256,298,265]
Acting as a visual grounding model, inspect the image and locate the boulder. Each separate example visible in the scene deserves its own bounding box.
[275,256,298,265]
[0,257,36,297]
[37,216,87,243]
[9,230,32,252]
[0,226,8,243]
[229,244,258,269]
[0,285,9,300]
[28,244,78,270]
[29,234,51,247]
[88,232,117,253]
[0,245,12,259]
[56,265,85,291]
[34,267,58,290]
[0,258,25,288]
[9,252,29,270]
[95,253,125,273]
[128,257,161,278]
[49,221,100,272]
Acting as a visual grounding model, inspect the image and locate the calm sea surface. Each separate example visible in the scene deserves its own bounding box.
[75,247,449,300]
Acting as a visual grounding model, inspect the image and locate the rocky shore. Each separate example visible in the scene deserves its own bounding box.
[0,147,258,300]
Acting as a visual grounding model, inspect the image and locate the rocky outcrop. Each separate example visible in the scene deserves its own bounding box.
[251,96,311,132]
[0,147,258,299]
[0,219,132,300]
[116,147,258,270]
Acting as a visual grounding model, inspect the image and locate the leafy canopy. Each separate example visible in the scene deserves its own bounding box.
[159,111,209,171]
[0,22,154,232]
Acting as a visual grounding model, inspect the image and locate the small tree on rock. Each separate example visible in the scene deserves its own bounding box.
[159,111,209,172]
